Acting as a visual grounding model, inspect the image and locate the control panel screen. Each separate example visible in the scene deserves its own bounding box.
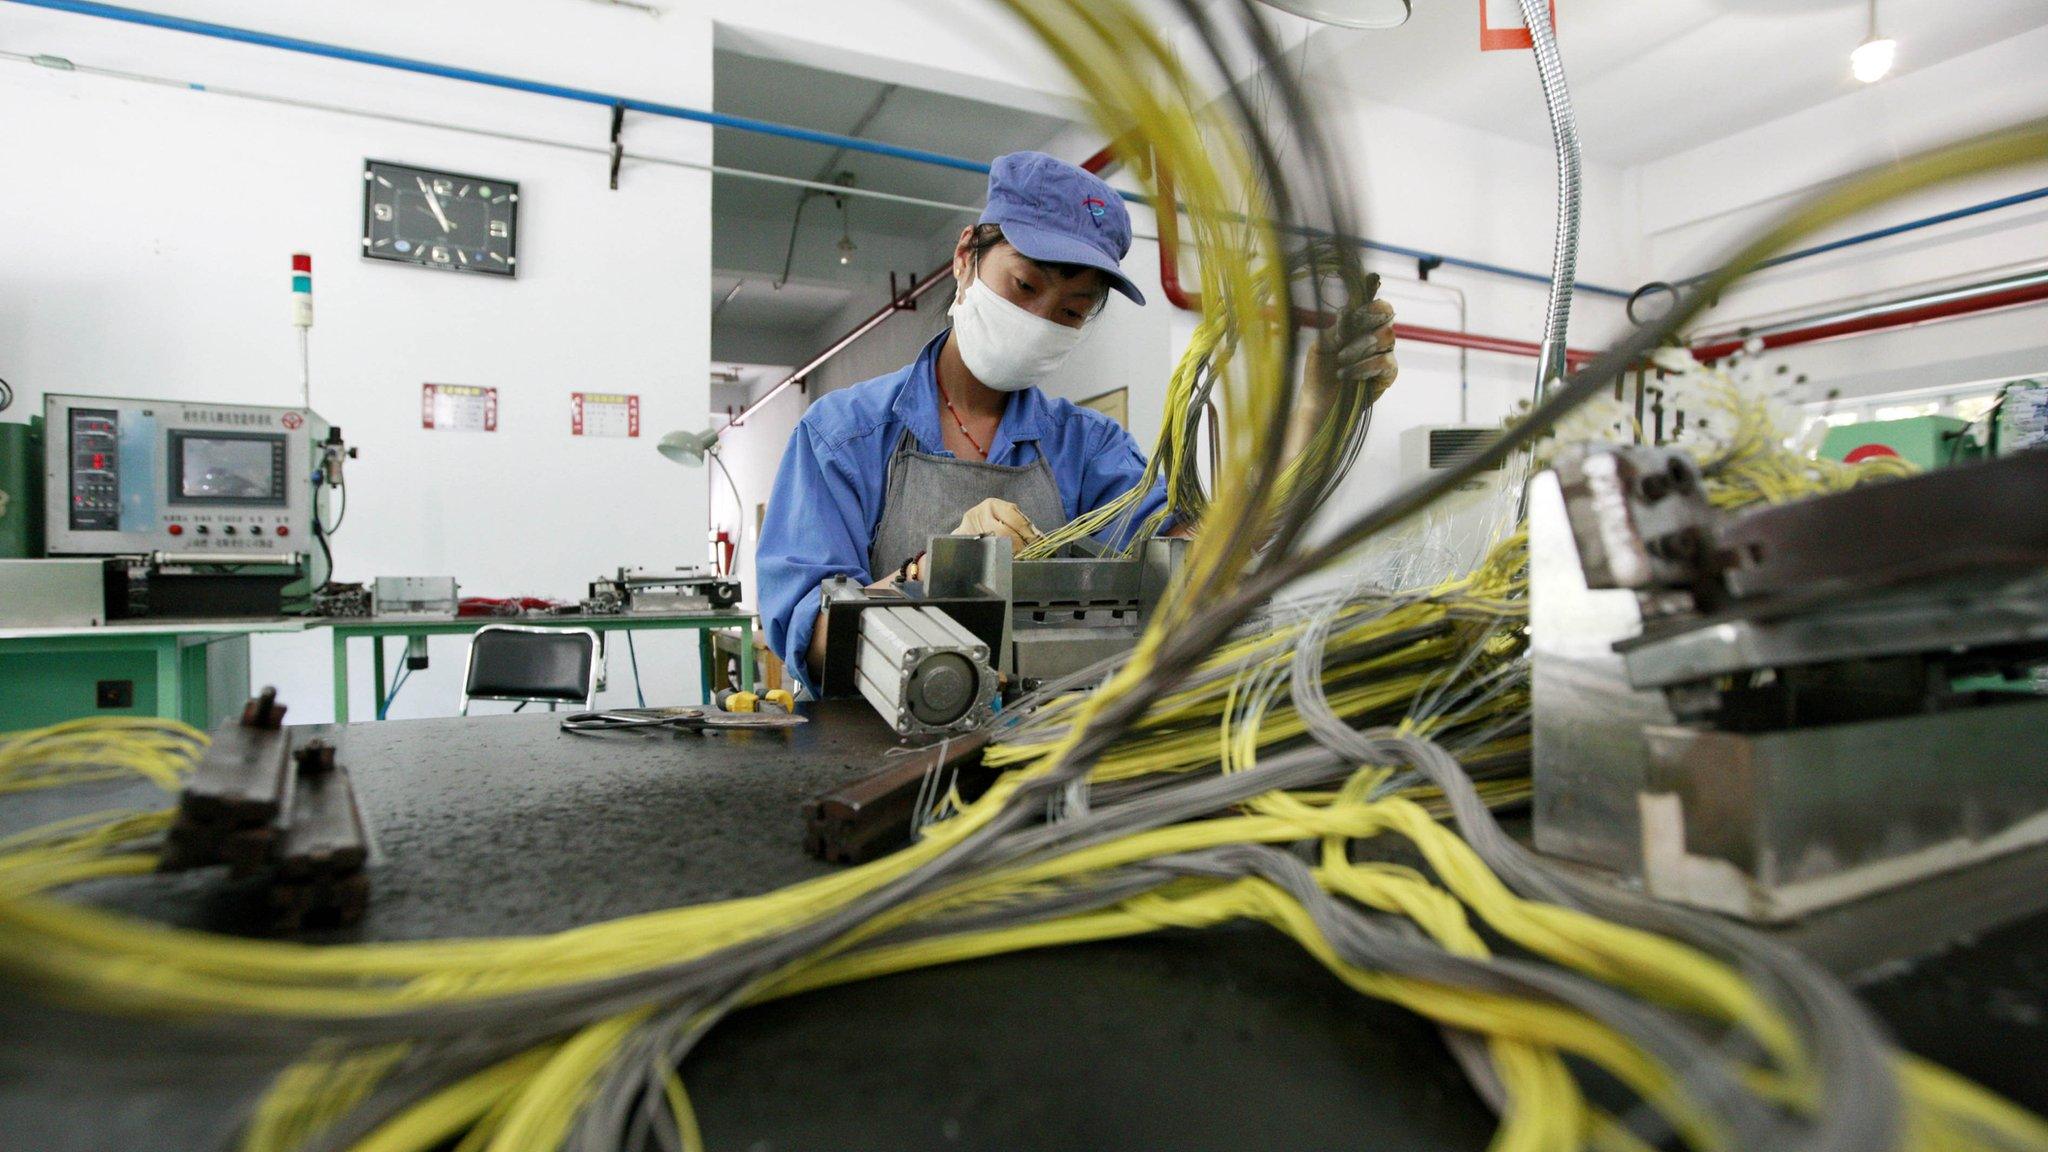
[67,408,121,531]
[169,431,288,506]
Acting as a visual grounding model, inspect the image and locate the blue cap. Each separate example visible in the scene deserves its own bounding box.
[978,151,1145,306]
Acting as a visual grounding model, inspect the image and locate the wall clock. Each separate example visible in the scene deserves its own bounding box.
[362,160,519,277]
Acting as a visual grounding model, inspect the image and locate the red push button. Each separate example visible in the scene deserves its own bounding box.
[168,524,184,536]
[276,525,290,537]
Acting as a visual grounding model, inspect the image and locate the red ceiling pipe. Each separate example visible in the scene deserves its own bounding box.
[1156,157,1608,363]
[1153,160,1335,328]
[726,140,1604,435]
[1689,274,2048,362]
[1396,323,1602,369]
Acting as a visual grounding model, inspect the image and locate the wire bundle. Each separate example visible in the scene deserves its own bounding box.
[0,715,206,795]
[3,3,2048,1149]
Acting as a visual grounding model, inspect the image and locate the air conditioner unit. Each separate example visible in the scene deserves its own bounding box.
[1395,424,1514,578]
[1400,424,1504,479]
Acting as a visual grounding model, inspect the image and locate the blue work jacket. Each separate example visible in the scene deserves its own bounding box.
[757,330,1170,695]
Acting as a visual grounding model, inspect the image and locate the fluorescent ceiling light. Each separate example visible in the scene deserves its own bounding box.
[1852,0,1895,84]
[1851,35,1896,83]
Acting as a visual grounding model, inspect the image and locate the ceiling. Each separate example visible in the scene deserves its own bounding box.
[708,362,790,414]
[711,272,849,335]
[1300,0,2048,166]
[710,48,1078,368]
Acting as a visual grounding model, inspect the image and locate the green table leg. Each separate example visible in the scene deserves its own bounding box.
[372,637,388,721]
[332,632,351,724]
[698,629,714,705]
[739,617,755,695]
[153,637,182,721]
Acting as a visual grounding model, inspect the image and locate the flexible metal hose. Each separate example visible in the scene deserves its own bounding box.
[1516,0,1582,395]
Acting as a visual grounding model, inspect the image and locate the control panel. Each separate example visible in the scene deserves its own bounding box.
[43,394,328,557]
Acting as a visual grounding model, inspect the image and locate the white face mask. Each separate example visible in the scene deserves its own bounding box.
[947,273,1089,393]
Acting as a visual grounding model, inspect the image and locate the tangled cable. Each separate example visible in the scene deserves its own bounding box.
[3,3,2047,1149]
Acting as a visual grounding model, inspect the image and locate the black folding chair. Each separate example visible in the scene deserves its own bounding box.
[460,625,600,714]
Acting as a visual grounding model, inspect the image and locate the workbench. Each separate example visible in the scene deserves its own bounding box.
[325,610,755,721]
[0,610,756,730]
[2,703,2042,1151]
[0,618,310,730]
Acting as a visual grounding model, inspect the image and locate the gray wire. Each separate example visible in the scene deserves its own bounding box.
[1379,732,1906,1152]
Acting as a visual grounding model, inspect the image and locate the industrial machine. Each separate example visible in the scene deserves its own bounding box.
[1397,423,1514,574]
[0,416,44,558]
[1995,379,2046,454]
[1817,414,1982,470]
[373,576,461,618]
[0,558,107,628]
[583,566,741,615]
[1532,445,2048,922]
[39,393,349,617]
[816,534,1187,734]
[822,580,998,737]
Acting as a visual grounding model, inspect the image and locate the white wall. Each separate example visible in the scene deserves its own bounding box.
[712,368,801,670]
[1635,26,2048,404]
[0,0,716,720]
[1275,87,1638,587]
[713,220,966,370]
[711,0,1092,120]
[800,248,959,400]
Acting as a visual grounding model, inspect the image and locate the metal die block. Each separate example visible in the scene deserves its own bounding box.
[1138,537,1189,620]
[1529,470,1677,873]
[1554,445,1713,591]
[1010,557,1143,609]
[856,605,996,737]
[1009,625,1145,683]
[1638,698,2048,923]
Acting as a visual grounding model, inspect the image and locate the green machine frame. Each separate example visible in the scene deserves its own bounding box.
[0,417,45,559]
[0,630,252,731]
[1819,414,1982,471]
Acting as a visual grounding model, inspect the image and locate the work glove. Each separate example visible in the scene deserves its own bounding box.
[1287,298,1397,465]
[953,497,1042,550]
[1306,297,1399,405]
[889,498,1044,585]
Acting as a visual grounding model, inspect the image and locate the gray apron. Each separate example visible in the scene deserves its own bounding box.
[869,429,1067,577]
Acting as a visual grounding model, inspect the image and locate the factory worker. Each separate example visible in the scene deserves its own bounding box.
[757,151,1396,695]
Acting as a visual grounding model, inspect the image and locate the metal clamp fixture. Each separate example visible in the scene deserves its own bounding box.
[855,604,997,737]
[1533,446,2048,922]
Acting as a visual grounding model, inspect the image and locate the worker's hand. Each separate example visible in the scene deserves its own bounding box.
[1287,298,1396,467]
[953,498,1042,552]
[1307,297,1398,405]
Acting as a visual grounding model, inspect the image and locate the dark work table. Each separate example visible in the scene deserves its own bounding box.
[3,701,2043,1150]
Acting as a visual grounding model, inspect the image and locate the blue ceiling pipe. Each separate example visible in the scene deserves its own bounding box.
[6,0,1648,298]
[2,0,995,174]
[1675,184,2048,287]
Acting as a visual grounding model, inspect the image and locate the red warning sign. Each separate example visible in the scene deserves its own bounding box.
[571,392,640,438]
[1481,0,1558,51]
[422,384,498,432]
